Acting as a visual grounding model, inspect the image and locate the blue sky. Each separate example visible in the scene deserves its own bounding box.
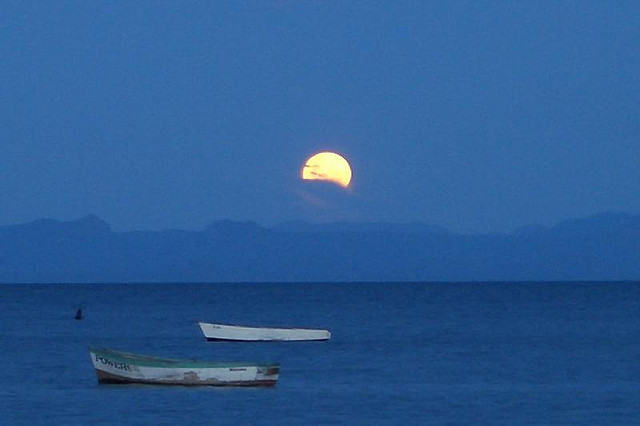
[2,1,638,233]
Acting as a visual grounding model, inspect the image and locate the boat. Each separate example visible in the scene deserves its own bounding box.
[198,322,331,342]
[89,347,280,386]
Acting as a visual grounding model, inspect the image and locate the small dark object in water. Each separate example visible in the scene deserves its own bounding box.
[75,308,83,320]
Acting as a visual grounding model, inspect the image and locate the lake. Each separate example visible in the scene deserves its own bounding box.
[1,282,638,424]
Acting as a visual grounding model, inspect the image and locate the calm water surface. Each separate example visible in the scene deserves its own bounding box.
[0,282,639,425]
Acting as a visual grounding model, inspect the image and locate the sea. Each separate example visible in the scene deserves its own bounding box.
[1,282,639,425]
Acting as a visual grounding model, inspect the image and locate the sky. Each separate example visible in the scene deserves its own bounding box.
[1,1,639,234]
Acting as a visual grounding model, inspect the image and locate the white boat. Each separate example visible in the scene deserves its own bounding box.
[198,322,331,342]
[89,347,280,386]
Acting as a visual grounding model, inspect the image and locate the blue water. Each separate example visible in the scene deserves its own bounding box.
[1,282,639,424]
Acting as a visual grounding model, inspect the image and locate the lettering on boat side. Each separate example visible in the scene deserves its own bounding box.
[95,355,133,371]
[229,368,247,371]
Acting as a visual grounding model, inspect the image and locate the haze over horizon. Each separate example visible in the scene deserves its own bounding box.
[3,2,639,234]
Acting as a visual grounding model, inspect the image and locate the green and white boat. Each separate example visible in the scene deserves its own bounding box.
[89,347,280,387]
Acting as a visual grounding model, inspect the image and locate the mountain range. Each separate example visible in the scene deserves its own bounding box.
[1,212,639,283]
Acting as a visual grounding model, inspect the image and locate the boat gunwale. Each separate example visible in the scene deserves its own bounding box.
[198,321,331,333]
[89,346,279,369]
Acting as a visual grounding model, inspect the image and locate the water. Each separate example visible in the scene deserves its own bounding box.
[1,282,639,424]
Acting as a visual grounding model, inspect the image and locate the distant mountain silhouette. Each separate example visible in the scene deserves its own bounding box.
[272,220,449,234]
[0,212,639,283]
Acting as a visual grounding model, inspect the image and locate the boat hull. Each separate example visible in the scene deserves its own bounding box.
[198,322,331,342]
[90,347,279,387]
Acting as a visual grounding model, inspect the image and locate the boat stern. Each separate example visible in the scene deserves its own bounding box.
[256,364,280,386]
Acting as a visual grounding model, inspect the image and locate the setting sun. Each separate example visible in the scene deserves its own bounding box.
[301,152,352,188]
